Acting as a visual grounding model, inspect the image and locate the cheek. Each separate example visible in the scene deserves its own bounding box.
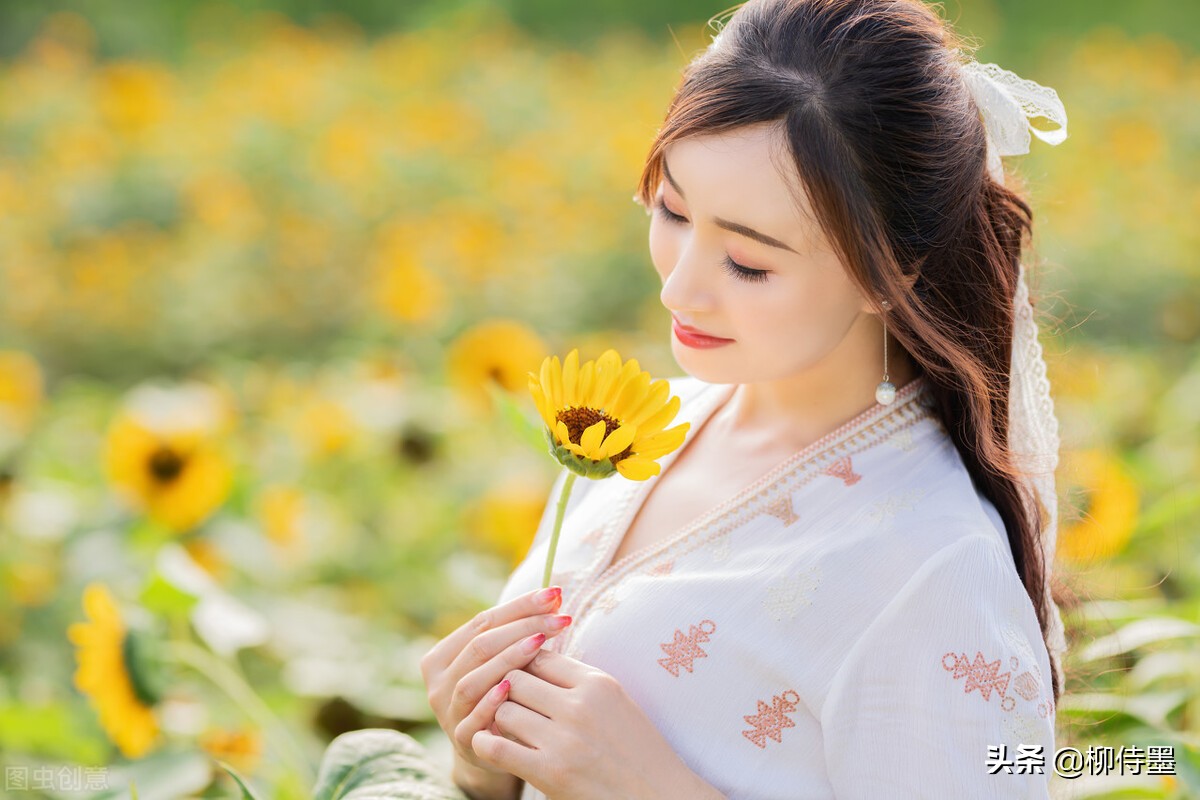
[735,274,858,353]
[648,220,675,281]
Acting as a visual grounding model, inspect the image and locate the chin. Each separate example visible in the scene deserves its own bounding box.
[671,344,741,384]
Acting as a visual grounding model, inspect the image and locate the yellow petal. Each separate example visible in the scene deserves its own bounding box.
[635,394,682,437]
[613,371,651,420]
[539,357,555,408]
[550,356,565,410]
[600,359,640,410]
[554,420,572,447]
[561,349,579,407]
[577,361,595,402]
[600,424,636,459]
[579,420,607,458]
[615,457,660,481]
[626,379,671,427]
[634,423,690,459]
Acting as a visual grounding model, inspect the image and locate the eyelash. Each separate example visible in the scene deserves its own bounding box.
[653,197,770,284]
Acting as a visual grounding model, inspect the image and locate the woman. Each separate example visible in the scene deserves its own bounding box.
[421,0,1069,797]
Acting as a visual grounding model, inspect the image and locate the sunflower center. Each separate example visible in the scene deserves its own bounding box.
[148,447,186,483]
[556,406,633,462]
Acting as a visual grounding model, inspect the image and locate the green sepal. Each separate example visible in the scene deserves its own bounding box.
[544,427,617,479]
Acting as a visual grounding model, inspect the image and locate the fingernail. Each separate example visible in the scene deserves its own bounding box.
[523,632,546,653]
[548,614,572,630]
[491,679,510,700]
[536,587,562,606]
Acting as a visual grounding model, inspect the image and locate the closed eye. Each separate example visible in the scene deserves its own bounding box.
[653,196,770,284]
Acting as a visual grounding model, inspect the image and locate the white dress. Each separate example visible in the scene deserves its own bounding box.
[495,375,1057,799]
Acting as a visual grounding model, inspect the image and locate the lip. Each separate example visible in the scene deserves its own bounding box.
[672,316,734,349]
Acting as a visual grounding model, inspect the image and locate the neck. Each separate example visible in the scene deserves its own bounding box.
[711,314,919,454]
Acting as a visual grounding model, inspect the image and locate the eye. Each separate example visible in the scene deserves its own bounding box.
[722,255,769,284]
[653,196,688,225]
[654,195,771,284]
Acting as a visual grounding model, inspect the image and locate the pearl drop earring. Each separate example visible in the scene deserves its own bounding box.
[875,299,897,405]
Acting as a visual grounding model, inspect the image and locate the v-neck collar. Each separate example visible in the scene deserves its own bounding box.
[558,375,932,630]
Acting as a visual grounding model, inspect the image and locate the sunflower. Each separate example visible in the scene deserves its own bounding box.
[104,416,233,533]
[447,319,547,412]
[199,726,262,775]
[104,384,235,533]
[1056,448,1139,562]
[527,348,690,481]
[67,583,161,759]
[0,350,44,446]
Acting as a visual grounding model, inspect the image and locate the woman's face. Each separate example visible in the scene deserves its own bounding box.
[648,122,875,386]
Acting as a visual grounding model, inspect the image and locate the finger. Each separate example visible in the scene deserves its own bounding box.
[472,713,542,783]
[448,629,555,724]
[454,677,511,755]
[520,646,584,689]
[422,585,563,676]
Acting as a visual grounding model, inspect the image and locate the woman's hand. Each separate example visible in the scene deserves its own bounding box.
[420,586,574,780]
[469,648,723,800]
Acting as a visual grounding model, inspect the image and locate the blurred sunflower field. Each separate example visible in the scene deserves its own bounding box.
[0,1,1197,798]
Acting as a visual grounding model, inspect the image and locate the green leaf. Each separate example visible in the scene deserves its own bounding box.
[74,749,212,800]
[311,729,469,800]
[1079,617,1200,661]
[486,382,546,453]
[139,570,201,618]
[217,760,264,800]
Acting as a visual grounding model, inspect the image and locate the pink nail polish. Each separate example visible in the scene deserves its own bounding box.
[548,614,572,630]
[536,587,562,605]
[523,632,546,653]
[492,679,510,700]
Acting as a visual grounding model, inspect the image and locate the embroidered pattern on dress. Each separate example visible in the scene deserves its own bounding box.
[1001,709,1045,748]
[742,689,801,748]
[867,488,928,525]
[657,619,716,676]
[942,651,1016,711]
[889,427,916,452]
[581,527,605,548]
[559,380,933,644]
[1001,611,1055,720]
[647,560,674,576]
[822,455,862,486]
[759,494,799,526]
[593,589,621,615]
[763,565,821,622]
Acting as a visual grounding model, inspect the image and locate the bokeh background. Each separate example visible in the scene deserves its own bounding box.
[0,0,1197,797]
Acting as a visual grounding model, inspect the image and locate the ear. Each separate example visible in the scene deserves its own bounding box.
[858,294,882,315]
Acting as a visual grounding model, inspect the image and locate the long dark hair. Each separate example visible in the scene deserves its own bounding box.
[635,0,1064,700]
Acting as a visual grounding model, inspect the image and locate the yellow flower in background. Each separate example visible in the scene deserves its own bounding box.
[182,537,230,583]
[0,350,45,437]
[528,348,690,481]
[293,395,355,457]
[447,319,547,412]
[258,485,305,553]
[374,249,447,326]
[104,383,235,533]
[463,479,547,567]
[1057,448,1140,563]
[199,726,262,775]
[4,560,58,608]
[67,584,161,759]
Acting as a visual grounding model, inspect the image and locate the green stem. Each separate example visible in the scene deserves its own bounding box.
[162,639,314,785]
[542,471,578,588]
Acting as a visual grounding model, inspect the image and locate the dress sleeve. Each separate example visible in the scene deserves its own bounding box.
[821,534,1057,799]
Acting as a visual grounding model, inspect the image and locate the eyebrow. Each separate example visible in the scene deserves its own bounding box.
[661,157,800,255]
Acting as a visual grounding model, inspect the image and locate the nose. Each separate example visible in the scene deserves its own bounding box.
[659,244,717,316]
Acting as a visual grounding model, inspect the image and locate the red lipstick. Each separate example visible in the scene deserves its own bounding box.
[672,316,734,349]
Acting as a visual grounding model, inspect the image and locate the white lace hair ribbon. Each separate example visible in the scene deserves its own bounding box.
[962,61,1068,187]
[962,60,1069,696]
